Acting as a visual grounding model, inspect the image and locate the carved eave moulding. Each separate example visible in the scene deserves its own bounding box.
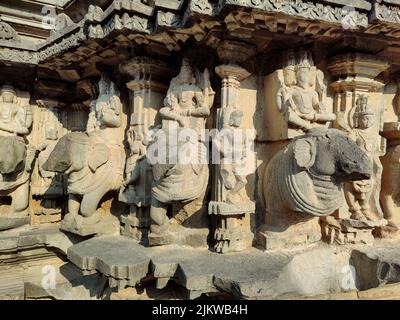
[370,0,400,24]
[0,19,20,43]
[224,0,369,29]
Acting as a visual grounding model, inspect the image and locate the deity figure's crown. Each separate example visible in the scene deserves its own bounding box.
[0,84,16,95]
[297,50,313,70]
[283,50,296,71]
[355,95,374,116]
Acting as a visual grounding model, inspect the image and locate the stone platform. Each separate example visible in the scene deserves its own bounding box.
[66,235,400,299]
[4,226,400,299]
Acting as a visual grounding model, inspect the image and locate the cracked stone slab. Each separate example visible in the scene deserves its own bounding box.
[351,242,400,290]
[68,236,373,299]
[0,225,84,255]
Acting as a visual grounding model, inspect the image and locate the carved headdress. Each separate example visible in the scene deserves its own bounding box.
[355,95,373,117]
[0,84,16,95]
[296,50,314,70]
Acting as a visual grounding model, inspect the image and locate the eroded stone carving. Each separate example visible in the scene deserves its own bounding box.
[30,103,66,225]
[325,54,389,244]
[0,19,20,42]
[148,58,214,246]
[264,49,336,141]
[257,128,372,250]
[43,75,125,236]
[0,85,34,230]
[344,96,386,223]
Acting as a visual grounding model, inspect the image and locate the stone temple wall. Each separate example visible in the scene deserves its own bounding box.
[3,0,400,300]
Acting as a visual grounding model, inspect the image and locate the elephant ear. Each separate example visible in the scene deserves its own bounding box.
[293,138,316,170]
[88,143,110,172]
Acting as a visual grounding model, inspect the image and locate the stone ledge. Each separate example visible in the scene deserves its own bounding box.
[67,236,400,299]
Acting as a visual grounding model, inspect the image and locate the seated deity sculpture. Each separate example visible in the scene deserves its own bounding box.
[278,50,336,132]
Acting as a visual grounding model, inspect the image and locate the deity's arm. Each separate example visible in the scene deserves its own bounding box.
[276,88,286,113]
[310,92,336,122]
[164,90,179,109]
[288,110,312,131]
[12,104,33,135]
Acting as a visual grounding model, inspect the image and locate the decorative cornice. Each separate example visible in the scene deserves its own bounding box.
[224,0,368,28]
[371,1,400,24]
[0,20,20,42]
[1,0,399,66]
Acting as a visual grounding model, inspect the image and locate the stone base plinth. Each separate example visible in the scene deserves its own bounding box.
[148,224,209,248]
[256,218,321,250]
[0,216,30,231]
[322,216,387,245]
[120,214,150,243]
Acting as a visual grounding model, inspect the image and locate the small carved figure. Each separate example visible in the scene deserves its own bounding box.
[344,95,386,222]
[219,109,247,205]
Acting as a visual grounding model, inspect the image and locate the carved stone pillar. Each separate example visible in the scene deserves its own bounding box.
[209,41,256,253]
[379,74,400,239]
[322,53,389,244]
[119,57,174,242]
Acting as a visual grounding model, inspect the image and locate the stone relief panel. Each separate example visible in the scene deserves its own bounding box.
[0,85,35,231]
[257,128,372,250]
[323,54,389,245]
[118,57,174,243]
[263,49,336,141]
[147,58,215,247]
[43,74,126,236]
[379,78,400,239]
[30,101,68,225]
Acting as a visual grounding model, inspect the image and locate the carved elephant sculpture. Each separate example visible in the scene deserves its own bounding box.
[43,132,125,226]
[259,127,372,249]
[0,135,36,230]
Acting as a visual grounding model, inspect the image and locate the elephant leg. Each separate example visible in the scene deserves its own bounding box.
[150,198,169,234]
[344,185,362,220]
[68,194,80,215]
[10,182,29,217]
[360,190,374,221]
[80,188,107,218]
[63,194,81,223]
